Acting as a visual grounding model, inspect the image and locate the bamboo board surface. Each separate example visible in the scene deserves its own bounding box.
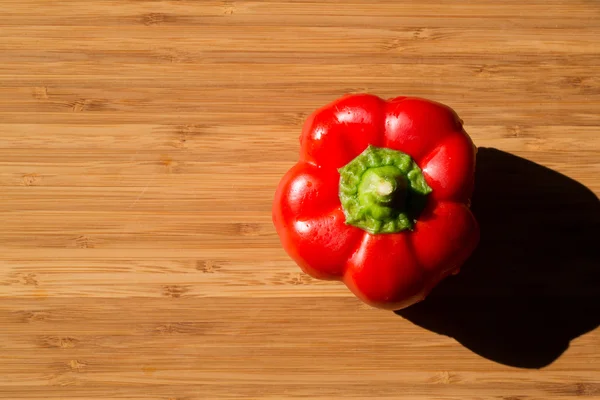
[1,1,599,399]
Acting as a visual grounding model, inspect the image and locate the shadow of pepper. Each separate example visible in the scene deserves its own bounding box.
[395,147,600,369]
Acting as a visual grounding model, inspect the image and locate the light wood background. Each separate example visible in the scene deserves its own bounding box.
[1,1,599,399]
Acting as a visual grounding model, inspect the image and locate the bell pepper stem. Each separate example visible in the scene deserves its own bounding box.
[338,145,432,234]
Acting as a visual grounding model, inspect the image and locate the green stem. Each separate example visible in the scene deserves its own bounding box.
[338,145,432,234]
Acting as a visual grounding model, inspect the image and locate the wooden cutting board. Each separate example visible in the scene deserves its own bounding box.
[1,1,598,399]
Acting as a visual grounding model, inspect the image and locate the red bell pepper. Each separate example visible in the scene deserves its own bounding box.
[272,94,480,310]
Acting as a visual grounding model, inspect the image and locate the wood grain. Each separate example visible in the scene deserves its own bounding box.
[1,0,599,399]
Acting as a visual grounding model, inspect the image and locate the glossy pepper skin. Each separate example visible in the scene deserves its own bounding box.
[272,94,480,310]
